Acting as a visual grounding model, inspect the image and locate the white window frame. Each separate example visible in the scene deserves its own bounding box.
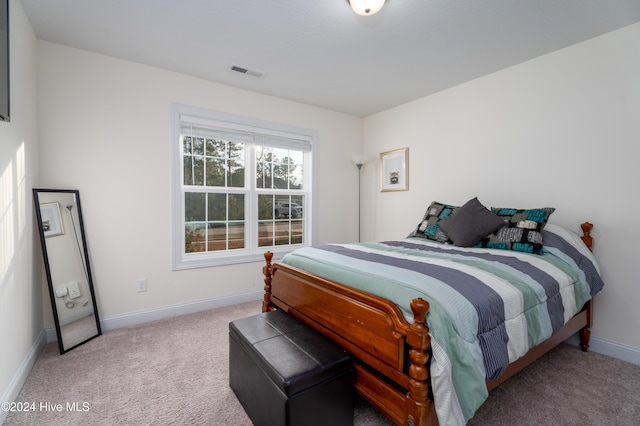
[171,104,317,270]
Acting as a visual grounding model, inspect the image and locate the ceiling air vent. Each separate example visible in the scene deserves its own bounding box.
[230,65,264,78]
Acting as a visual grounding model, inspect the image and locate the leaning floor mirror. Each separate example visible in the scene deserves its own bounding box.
[33,189,101,354]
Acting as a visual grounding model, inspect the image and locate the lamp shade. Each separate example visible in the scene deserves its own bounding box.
[348,0,386,16]
[351,154,368,166]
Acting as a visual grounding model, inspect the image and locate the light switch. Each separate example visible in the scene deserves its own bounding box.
[68,281,81,299]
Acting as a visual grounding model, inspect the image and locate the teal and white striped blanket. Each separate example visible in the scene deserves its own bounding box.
[281,224,604,425]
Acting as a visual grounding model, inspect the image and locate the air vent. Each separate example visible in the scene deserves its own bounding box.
[230,65,265,78]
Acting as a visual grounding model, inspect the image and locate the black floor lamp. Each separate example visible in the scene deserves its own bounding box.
[351,154,367,242]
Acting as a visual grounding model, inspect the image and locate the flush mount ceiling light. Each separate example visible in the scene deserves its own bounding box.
[348,0,387,16]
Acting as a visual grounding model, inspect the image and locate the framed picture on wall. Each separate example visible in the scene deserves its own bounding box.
[40,202,65,237]
[380,148,409,192]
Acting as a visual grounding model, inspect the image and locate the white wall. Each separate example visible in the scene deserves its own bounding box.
[36,41,363,325]
[0,0,40,419]
[361,23,640,352]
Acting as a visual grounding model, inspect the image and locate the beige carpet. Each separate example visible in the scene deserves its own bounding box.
[4,300,640,425]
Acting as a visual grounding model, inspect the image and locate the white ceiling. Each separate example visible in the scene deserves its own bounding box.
[20,0,640,117]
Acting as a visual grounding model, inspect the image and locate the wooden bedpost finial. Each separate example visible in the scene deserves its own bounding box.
[580,222,594,251]
[410,297,429,325]
[262,251,275,312]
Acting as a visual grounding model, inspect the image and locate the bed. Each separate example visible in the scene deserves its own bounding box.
[261,200,604,426]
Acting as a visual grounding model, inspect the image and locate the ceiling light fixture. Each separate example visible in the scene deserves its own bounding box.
[348,0,387,16]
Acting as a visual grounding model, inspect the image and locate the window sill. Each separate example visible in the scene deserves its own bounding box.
[172,246,303,270]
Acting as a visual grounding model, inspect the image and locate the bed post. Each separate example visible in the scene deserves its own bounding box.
[580,222,593,250]
[405,297,432,426]
[579,300,593,352]
[262,251,275,312]
[579,222,594,352]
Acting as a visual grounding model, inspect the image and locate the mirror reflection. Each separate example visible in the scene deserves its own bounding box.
[33,189,101,354]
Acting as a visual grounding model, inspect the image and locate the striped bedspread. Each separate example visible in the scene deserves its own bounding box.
[281,224,604,425]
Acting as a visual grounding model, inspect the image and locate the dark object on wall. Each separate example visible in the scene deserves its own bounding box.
[0,0,9,122]
[33,189,101,354]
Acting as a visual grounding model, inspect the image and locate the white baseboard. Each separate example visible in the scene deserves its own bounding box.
[566,334,640,366]
[100,290,263,332]
[0,330,47,424]
[590,335,640,366]
[45,291,264,342]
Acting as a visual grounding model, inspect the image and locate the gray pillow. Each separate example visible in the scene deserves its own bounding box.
[439,197,506,247]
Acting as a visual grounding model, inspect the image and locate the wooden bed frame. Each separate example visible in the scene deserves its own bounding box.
[261,222,595,426]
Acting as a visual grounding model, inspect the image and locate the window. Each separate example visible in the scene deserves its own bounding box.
[172,105,316,269]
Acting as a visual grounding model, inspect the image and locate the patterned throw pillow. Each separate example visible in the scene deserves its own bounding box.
[410,201,458,243]
[475,207,555,254]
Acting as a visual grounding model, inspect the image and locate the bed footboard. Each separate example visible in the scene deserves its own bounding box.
[262,251,435,426]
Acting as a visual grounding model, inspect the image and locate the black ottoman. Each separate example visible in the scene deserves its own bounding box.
[229,310,354,426]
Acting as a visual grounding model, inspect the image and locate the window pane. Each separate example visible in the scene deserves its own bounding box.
[229,222,245,249]
[228,159,245,188]
[208,193,226,221]
[193,137,205,156]
[258,222,273,247]
[288,150,303,165]
[206,157,225,187]
[258,194,273,220]
[273,147,288,163]
[275,221,290,246]
[192,156,205,186]
[228,142,244,159]
[291,150,304,189]
[291,220,303,244]
[256,162,265,189]
[229,194,245,220]
[289,164,303,189]
[256,145,272,162]
[256,147,273,189]
[185,222,206,253]
[274,196,288,219]
[257,161,273,189]
[273,152,289,189]
[207,223,227,251]
[183,136,193,155]
[206,139,225,157]
[273,170,288,189]
[185,192,206,221]
[291,195,304,219]
[183,156,194,185]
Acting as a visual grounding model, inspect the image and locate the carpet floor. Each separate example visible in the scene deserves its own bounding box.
[4,300,640,425]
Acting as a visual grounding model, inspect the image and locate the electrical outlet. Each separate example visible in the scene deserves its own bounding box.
[136,279,147,293]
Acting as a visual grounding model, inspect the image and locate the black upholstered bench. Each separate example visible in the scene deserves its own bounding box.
[229,310,354,426]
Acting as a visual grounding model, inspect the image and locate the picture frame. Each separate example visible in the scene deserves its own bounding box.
[40,202,65,237]
[380,148,409,192]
